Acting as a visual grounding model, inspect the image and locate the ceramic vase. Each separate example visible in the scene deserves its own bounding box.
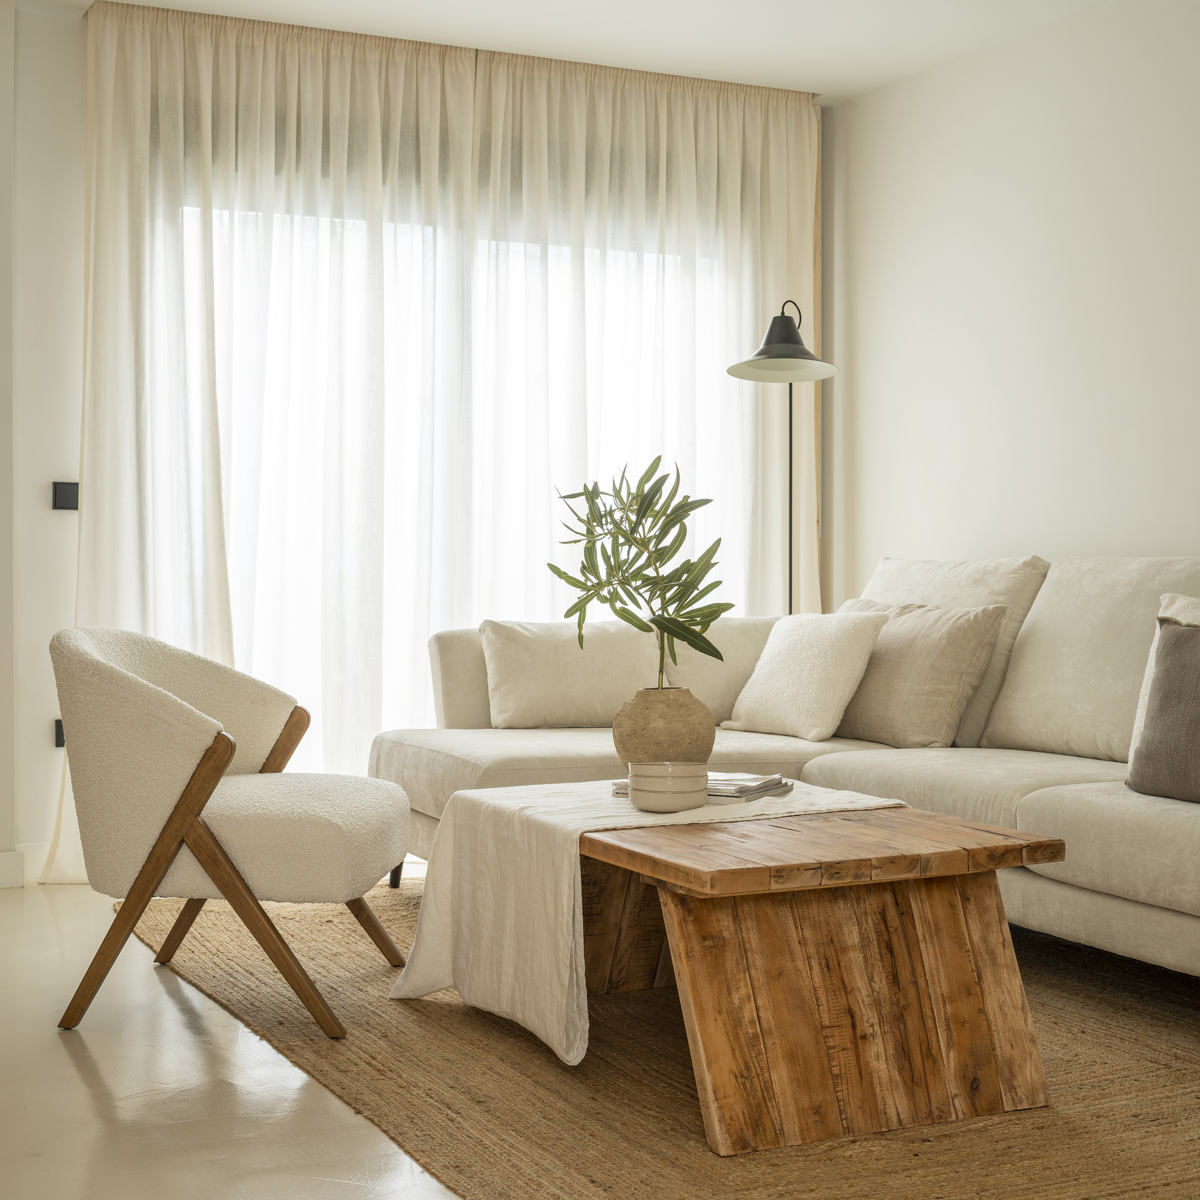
[611,686,715,768]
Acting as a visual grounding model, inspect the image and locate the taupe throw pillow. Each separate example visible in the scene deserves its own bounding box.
[836,598,1006,748]
[1127,613,1200,803]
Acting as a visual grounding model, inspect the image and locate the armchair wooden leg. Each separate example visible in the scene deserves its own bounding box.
[346,897,406,967]
[60,887,158,1030]
[184,819,346,1038]
[59,732,235,1031]
[388,863,403,888]
[155,898,206,964]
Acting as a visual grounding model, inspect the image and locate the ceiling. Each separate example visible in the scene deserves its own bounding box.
[46,0,1103,100]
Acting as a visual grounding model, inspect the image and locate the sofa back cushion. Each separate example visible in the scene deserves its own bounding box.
[664,616,779,723]
[429,628,493,728]
[432,616,785,729]
[981,557,1200,761]
[860,555,1050,746]
[481,619,659,728]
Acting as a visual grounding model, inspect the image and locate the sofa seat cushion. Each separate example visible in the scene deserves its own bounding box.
[156,774,410,904]
[369,727,883,820]
[801,747,1128,829]
[1017,781,1200,918]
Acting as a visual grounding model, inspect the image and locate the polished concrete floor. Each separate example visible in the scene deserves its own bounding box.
[0,875,458,1200]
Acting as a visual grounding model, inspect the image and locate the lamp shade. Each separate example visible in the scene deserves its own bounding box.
[727,307,837,383]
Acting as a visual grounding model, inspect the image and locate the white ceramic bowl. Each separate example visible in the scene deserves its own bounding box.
[626,775,710,793]
[627,761,708,779]
[629,784,707,813]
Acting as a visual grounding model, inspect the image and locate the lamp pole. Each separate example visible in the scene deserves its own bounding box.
[787,379,795,614]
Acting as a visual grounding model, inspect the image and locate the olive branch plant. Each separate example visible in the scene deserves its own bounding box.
[547,457,735,689]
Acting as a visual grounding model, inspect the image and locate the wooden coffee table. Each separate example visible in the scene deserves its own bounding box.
[578,805,1065,1155]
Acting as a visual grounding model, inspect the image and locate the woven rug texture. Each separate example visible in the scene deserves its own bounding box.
[130,882,1200,1200]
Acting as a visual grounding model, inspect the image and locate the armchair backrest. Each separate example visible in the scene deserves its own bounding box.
[49,628,297,897]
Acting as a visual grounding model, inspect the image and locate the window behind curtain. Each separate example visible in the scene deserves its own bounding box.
[80,5,821,776]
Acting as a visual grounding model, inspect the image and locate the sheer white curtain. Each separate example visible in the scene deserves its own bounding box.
[43,1,819,879]
[468,52,819,618]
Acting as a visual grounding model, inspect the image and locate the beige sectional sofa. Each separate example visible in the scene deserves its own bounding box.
[369,555,1200,978]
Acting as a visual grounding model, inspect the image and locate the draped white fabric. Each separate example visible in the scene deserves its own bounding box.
[44,1,820,880]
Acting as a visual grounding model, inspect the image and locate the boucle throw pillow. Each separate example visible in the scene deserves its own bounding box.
[480,619,658,728]
[836,599,1006,748]
[721,612,887,741]
[1127,595,1200,802]
[663,616,778,723]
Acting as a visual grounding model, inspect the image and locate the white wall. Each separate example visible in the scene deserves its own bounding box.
[821,0,1200,605]
[10,2,86,878]
[0,0,21,887]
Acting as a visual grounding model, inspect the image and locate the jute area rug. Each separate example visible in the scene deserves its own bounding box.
[131,882,1200,1200]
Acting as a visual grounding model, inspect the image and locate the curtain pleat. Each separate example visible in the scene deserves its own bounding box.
[44,0,820,881]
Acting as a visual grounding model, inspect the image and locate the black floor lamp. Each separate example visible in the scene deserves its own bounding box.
[727,300,837,614]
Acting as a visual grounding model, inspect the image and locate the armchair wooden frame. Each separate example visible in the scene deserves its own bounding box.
[58,706,405,1039]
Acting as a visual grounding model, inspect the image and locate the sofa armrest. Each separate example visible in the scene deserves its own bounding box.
[429,629,492,728]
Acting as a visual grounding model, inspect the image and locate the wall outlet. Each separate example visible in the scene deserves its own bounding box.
[52,482,79,510]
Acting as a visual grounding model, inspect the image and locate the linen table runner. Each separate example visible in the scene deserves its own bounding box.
[391,781,904,1064]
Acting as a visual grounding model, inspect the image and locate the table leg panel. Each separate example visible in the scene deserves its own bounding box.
[581,856,631,993]
[582,858,669,994]
[786,886,897,1136]
[903,875,1007,1119]
[657,889,785,1155]
[609,873,669,992]
[956,872,1050,1111]
[736,891,847,1144]
[849,883,956,1129]
[656,873,1049,1154]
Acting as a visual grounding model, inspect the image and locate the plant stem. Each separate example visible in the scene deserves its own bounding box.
[604,501,670,689]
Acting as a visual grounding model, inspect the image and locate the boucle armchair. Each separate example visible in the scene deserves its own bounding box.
[50,628,410,1038]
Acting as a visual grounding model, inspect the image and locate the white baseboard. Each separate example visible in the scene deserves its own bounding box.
[0,849,25,889]
[17,841,49,884]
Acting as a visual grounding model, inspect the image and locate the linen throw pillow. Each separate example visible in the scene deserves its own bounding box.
[860,555,1049,747]
[721,612,887,741]
[1127,594,1200,802]
[835,599,1006,748]
[480,619,659,728]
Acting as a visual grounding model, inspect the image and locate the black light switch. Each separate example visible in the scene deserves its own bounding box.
[52,482,79,511]
[54,719,65,748]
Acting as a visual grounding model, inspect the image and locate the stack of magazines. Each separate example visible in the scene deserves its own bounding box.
[611,772,793,802]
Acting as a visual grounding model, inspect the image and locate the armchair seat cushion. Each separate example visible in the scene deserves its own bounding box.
[157,774,410,904]
[369,727,883,821]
